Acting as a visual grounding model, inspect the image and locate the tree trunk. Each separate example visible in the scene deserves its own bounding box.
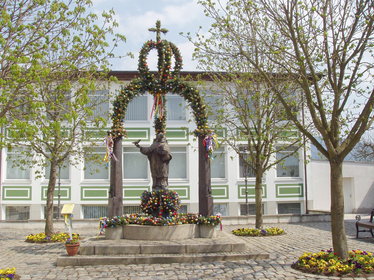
[198,135,213,216]
[108,137,123,218]
[330,159,348,259]
[45,160,58,236]
[255,170,263,229]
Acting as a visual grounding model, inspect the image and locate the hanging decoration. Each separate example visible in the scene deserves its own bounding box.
[203,132,218,159]
[150,93,166,119]
[104,135,118,163]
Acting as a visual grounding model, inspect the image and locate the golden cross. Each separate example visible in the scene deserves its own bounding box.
[148,20,168,42]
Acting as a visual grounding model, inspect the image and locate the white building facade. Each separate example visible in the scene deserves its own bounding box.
[1,71,372,221]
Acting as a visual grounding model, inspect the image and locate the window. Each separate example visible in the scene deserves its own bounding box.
[169,147,187,179]
[123,205,142,215]
[47,91,72,119]
[239,148,255,178]
[278,203,301,214]
[211,147,225,178]
[240,204,264,215]
[178,205,188,214]
[6,206,30,220]
[213,203,228,216]
[125,95,148,121]
[204,94,222,120]
[123,147,148,179]
[6,148,31,179]
[84,148,109,179]
[276,147,300,177]
[167,95,186,121]
[45,158,70,180]
[87,90,109,121]
[44,206,62,219]
[7,95,31,121]
[83,205,108,219]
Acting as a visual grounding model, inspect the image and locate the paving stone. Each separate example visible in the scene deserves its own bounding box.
[1,220,374,279]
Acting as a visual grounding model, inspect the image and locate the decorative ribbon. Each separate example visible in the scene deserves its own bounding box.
[104,135,118,163]
[64,214,73,239]
[99,217,107,235]
[203,132,218,159]
[151,93,165,119]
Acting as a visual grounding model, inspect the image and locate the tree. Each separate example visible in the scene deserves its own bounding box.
[195,0,373,258]
[200,72,301,229]
[352,135,374,162]
[5,0,125,236]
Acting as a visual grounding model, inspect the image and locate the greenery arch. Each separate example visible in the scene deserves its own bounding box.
[110,22,210,138]
[108,21,214,218]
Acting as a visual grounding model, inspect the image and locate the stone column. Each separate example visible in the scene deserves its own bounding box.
[108,137,123,217]
[198,135,213,216]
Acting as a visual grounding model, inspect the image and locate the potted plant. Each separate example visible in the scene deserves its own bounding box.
[65,237,80,256]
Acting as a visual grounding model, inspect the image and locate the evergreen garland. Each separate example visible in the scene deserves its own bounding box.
[110,22,210,138]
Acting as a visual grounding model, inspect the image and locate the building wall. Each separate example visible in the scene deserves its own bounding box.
[0,77,307,220]
[308,160,374,213]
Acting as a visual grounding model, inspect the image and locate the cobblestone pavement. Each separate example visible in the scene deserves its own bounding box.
[1,219,374,279]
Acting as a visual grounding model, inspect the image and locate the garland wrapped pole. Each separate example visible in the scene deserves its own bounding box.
[199,134,213,216]
[108,137,123,217]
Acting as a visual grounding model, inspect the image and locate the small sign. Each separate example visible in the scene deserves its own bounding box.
[61,203,75,215]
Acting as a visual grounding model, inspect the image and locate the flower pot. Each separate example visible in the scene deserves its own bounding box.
[65,243,80,256]
[105,226,123,240]
[199,224,217,238]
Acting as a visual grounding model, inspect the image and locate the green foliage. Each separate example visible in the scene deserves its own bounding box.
[110,27,209,138]
[194,0,373,258]
[1,0,126,235]
[99,213,222,227]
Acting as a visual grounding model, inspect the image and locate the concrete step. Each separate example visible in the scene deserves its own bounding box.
[56,251,269,266]
[80,241,246,255]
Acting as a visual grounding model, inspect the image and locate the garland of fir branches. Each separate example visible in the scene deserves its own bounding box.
[110,29,210,138]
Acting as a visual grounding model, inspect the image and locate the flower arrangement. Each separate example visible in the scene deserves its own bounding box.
[292,249,374,276]
[99,213,222,228]
[25,232,79,243]
[65,236,80,245]
[232,227,285,236]
[140,189,180,218]
[0,268,16,280]
[197,215,222,227]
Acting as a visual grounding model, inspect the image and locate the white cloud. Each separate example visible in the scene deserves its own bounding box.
[177,41,199,71]
[91,0,210,71]
[119,1,203,43]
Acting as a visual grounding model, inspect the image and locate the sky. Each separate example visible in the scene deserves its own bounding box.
[91,0,212,71]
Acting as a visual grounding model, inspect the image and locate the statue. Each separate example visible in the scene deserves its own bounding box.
[133,133,172,191]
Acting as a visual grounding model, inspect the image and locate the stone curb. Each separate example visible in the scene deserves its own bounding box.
[56,252,270,266]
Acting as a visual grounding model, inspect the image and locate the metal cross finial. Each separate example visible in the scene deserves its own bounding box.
[148,20,168,42]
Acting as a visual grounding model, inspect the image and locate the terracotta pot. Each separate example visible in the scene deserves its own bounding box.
[65,243,80,256]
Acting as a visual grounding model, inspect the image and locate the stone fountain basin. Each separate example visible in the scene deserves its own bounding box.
[105,224,217,240]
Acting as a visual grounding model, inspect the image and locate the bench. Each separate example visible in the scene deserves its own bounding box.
[355,209,374,238]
